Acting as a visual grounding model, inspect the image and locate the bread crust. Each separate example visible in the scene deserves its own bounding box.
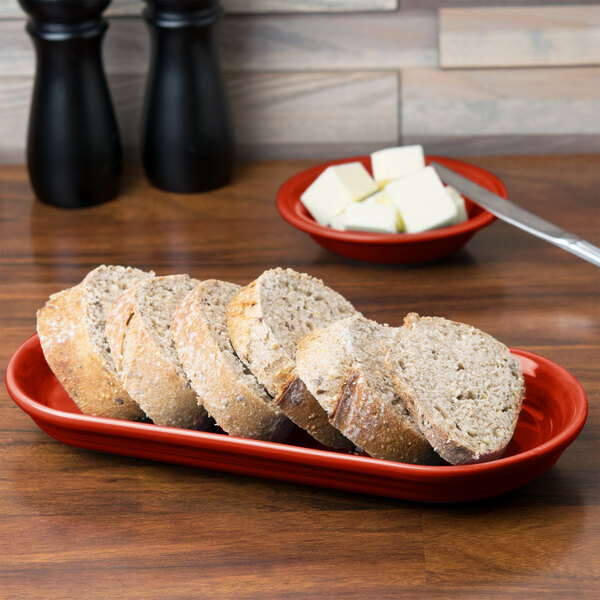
[227,271,354,449]
[383,369,483,465]
[384,313,525,465]
[226,279,294,397]
[105,287,135,374]
[330,370,440,464]
[172,281,293,441]
[295,317,437,464]
[37,284,145,420]
[275,375,354,450]
[106,277,209,429]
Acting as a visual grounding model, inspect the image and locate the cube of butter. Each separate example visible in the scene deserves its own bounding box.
[386,166,458,233]
[371,145,425,188]
[364,190,404,232]
[328,212,347,231]
[364,190,393,206]
[446,185,468,225]
[300,162,377,225]
[343,202,398,234]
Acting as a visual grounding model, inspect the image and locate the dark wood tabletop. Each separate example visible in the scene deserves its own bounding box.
[1,155,598,599]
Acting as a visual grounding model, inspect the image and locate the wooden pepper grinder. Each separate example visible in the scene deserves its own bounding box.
[18,0,122,208]
[142,0,234,193]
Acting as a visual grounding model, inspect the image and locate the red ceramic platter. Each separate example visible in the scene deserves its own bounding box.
[6,335,587,503]
[276,155,498,264]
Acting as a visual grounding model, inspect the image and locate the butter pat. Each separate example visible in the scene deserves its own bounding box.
[386,166,458,233]
[446,185,468,224]
[328,212,346,231]
[364,190,404,232]
[343,202,397,234]
[301,162,377,225]
[371,145,425,188]
[364,189,393,206]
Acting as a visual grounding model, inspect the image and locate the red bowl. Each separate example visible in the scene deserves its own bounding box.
[5,334,588,503]
[276,155,500,264]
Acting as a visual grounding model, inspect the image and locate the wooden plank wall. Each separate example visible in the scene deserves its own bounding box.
[0,0,599,163]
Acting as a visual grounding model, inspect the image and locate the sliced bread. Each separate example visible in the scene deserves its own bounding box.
[226,267,356,449]
[172,279,294,441]
[106,274,210,429]
[296,315,438,464]
[384,313,525,464]
[36,265,153,420]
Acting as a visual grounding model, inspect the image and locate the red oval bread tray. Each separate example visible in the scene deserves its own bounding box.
[5,335,588,503]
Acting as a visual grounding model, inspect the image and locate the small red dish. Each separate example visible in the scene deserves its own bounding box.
[276,155,499,263]
[5,335,587,503]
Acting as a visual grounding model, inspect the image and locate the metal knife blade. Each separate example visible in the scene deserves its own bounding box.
[431,162,600,268]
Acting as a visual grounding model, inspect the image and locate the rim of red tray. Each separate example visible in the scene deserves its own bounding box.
[5,336,588,478]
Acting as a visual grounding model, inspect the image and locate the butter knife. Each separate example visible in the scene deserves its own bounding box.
[431,162,600,268]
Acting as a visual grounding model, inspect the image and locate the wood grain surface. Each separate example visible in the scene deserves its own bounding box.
[0,10,437,77]
[401,0,600,7]
[1,4,598,162]
[0,0,398,18]
[1,156,599,599]
[439,5,600,68]
[6,62,600,162]
[0,71,399,163]
[401,67,600,136]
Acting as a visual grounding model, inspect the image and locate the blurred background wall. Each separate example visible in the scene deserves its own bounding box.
[1,0,599,163]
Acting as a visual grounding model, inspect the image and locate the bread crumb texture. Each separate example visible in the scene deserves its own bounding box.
[172,279,293,441]
[385,313,525,464]
[296,315,438,464]
[38,265,525,465]
[225,267,357,449]
[37,265,153,420]
[107,274,213,429]
[228,268,357,396]
[135,274,200,380]
[260,268,356,358]
[86,265,152,366]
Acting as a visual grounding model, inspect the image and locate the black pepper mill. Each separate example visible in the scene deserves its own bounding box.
[18,0,122,208]
[142,0,234,193]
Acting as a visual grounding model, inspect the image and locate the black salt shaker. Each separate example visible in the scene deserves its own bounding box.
[142,0,234,193]
[18,0,122,208]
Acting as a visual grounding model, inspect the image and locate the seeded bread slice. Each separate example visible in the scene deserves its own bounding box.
[296,315,438,464]
[384,313,525,465]
[106,274,210,429]
[172,279,294,441]
[226,268,355,449]
[36,265,153,420]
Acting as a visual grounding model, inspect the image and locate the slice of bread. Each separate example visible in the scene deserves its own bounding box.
[384,313,525,465]
[296,315,438,464]
[226,267,356,449]
[172,279,294,441]
[36,265,153,420]
[106,274,210,429]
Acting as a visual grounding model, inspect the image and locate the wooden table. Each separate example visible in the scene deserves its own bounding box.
[1,156,598,599]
